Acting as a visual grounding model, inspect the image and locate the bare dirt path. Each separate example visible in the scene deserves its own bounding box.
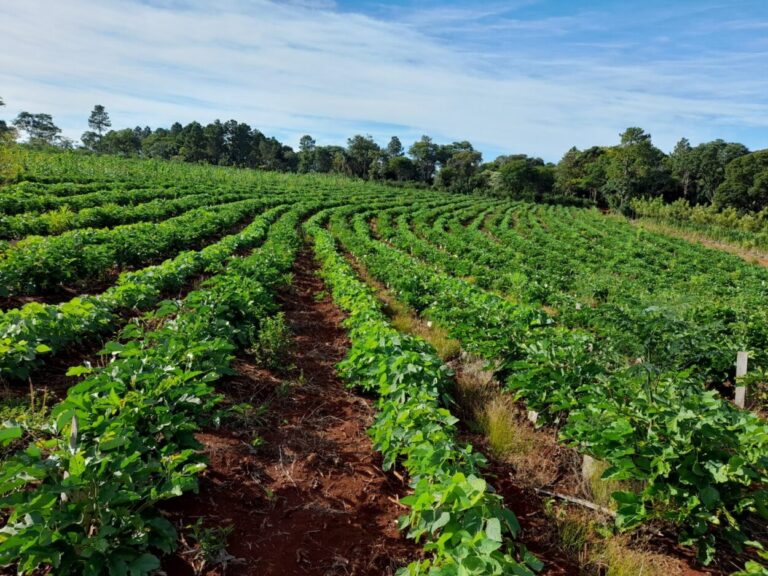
[163,248,420,576]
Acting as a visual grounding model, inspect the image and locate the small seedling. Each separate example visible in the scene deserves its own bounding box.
[250,313,292,370]
[313,290,327,301]
[183,519,236,576]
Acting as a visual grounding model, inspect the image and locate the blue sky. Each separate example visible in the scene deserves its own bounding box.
[1,0,767,161]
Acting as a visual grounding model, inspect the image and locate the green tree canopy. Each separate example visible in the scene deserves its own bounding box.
[13,112,62,147]
[489,154,554,200]
[298,135,317,173]
[665,139,749,204]
[385,155,417,181]
[554,146,608,203]
[0,97,9,136]
[713,150,768,212]
[666,138,694,199]
[345,134,380,179]
[88,105,111,136]
[436,149,483,194]
[601,127,667,212]
[386,136,404,157]
[99,128,142,156]
[142,128,177,159]
[408,135,440,183]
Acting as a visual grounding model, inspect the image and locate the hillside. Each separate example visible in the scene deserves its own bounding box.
[0,152,766,576]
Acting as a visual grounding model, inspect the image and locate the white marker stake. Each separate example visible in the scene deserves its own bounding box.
[735,351,748,409]
[582,454,596,484]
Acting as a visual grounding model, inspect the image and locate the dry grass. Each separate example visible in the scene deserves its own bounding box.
[549,507,593,564]
[584,458,619,510]
[481,395,528,457]
[451,354,561,487]
[391,314,461,360]
[599,535,679,576]
[541,304,560,317]
[347,254,461,360]
[450,353,495,420]
[583,457,646,511]
[546,505,682,576]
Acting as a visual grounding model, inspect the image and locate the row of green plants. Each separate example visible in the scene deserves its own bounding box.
[329,206,768,566]
[0,204,289,381]
[488,203,768,381]
[4,180,151,197]
[5,150,767,571]
[9,148,423,206]
[632,197,768,251]
[0,197,286,296]
[0,205,304,574]
[0,189,258,240]
[306,211,542,575]
[386,198,768,390]
[12,148,308,188]
[0,181,179,216]
[372,199,768,571]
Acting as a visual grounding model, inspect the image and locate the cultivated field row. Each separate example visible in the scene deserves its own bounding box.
[0,154,766,575]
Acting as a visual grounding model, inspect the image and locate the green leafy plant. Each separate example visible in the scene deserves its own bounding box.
[181,519,236,576]
[0,206,304,574]
[307,217,541,575]
[250,312,292,370]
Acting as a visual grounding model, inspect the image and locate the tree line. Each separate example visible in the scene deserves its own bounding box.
[2,100,767,214]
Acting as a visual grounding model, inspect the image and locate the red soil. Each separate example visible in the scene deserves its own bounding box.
[162,249,421,575]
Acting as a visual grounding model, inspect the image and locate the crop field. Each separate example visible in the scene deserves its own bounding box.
[0,152,767,576]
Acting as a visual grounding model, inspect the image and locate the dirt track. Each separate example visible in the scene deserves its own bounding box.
[163,249,419,575]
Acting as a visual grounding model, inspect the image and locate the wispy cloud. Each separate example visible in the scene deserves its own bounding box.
[0,0,766,160]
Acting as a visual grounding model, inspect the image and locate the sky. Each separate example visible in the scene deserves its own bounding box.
[1,0,767,162]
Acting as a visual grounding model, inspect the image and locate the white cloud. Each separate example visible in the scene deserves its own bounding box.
[0,0,766,160]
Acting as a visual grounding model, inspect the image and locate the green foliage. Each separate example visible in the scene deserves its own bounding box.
[0,100,22,183]
[632,196,768,250]
[714,150,768,213]
[666,138,749,205]
[183,519,235,575]
[492,155,554,201]
[551,131,755,212]
[99,128,143,157]
[249,312,292,369]
[329,195,768,564]
[554,146,607,204]
[3,149,768,572]
[345,134,381,179]
[307,217,540,575]
[88,105,111,136]
[0,200,302,574]
[601,127,669,213]
[0,198,272,296]
[436,149,484,194]
[12,112,62,147]
[409,135,441,183]
[0,205,290,381]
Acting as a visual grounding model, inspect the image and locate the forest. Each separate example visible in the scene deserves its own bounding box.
[2,99,767,216]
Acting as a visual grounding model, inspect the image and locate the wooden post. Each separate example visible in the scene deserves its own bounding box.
[527,410,539,424]
[735,351,748,409]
